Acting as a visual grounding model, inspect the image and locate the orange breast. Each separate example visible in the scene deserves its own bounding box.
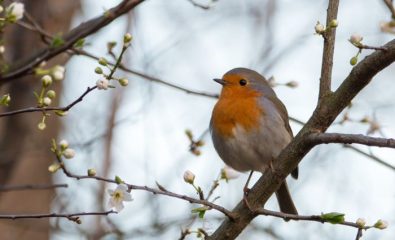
[211,88,263,137]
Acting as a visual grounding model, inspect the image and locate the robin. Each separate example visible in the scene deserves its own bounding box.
[210,67,298,214]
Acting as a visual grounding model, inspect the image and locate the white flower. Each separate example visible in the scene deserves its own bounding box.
[183,170,195,184]
[108,184,132,212]
[349,34,363,45]
[0,45,5,54]
[7,2,24,21]
[37,122,46,130]
[96,79,109,90]
[356,218,366,227]
[52,65,65,81]
[374,219,388,229]
[63,148,75,159]
[43,97,52,106]
[221,166,240,181]
[0,6,4,14]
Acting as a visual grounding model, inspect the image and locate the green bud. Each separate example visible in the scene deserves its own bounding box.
[55,110,68,117]
[46,90,56,99]
[119,78,129,86]
[95,67,103,74]
[87,168,97,176]
[123,33,133,44]
[0,94,11,106]
[350,56,358,66]
[115,175,123,184]
[38,122,46,130]
[98,57,108,66]
[329,19,338,28]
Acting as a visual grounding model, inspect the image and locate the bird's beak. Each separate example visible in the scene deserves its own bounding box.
[213,78,226,85]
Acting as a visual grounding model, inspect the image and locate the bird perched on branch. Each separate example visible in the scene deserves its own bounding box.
[210,67,298,214]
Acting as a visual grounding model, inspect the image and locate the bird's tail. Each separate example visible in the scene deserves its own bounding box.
[275,181,298,215]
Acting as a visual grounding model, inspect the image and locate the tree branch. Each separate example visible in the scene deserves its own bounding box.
[256,209,369,230]
[0,211,116,224]
[0,86,96,117]
[318,0,339,99]
[208,37,395,240]
[307,133,395,148]
[383,0,395,19]
[55,159,235,220]
[0,0,147,84]
[0,183,68,192]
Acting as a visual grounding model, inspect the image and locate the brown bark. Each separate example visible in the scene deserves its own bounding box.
[0,1,80,239]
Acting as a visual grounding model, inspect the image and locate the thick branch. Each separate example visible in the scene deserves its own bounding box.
[208,38,395,240]
[308,133,395,148]
[318,0,339,99]
[0,0,146,84]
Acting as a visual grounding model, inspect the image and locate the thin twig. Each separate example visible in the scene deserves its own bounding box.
[187,0,212,10]
[0,210,116,223]
[308,132,395,148]
[256,209,369,230]
[54,158,235,220]
[0,86,96,117]
[0,183,68,192]
[318,0,339,99]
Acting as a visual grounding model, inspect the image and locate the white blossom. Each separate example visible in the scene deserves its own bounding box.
[374,219,388,229]
[356,218,366,228]
[7,2,24,21]
[96,79,109,90]
[349,34,363,45]
[108,184,132,212]
[315,21,325,34]
[59,140,69,149]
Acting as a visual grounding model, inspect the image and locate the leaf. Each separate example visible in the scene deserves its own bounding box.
[51,34,65,48]
[155,181,167,192]
[191,206,209,219]
[73,38,85,48]
[320,212,345,224]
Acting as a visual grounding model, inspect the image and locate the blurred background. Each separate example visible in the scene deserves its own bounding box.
[0,0,394,239]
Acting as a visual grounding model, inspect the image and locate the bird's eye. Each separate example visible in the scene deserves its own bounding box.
[239,79,247,86]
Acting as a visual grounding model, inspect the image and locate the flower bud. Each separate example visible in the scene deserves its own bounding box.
[59,140,69,150]
[0,45,5,54]
[329,19,338,28]
[124,33,133,44]
[52,65,65,81]
[55,110,68,117]
[115,175,123,184]
[374,219,388,229]
[0,94,11,106]
[220,166,240,181]
[356,218,366,228]
[315,21,325,34]
[350,56,358,66]
[88,168,97,176]
[0,6,3,14]
[38,122,46,130]
[43,97,52,106]
[41,75,53,87]
[119,78,129,86]
[48,163,61,173]
[46,90,56,99]
[95,67,103,74]
[183,170,195,184]
[98,57,108,66]
[6,2,24,22]
[63,148,76,159]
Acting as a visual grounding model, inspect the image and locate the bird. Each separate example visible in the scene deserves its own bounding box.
[210,67,298,214]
